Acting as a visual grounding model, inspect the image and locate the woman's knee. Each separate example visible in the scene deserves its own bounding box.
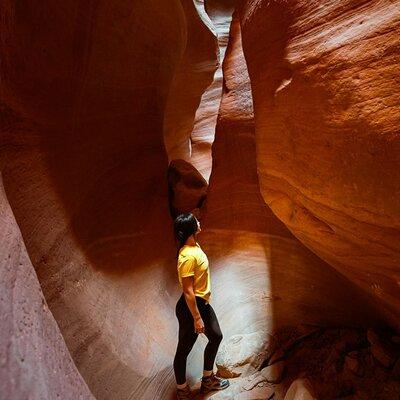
[208,330,223,344]
[176,333,198,354]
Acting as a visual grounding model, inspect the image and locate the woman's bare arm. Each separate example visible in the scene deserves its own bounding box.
[182,276,205,333]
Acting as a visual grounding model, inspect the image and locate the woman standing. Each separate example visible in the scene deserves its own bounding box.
[173,213,229,399]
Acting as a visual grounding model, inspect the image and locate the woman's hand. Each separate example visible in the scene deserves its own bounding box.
[194,316,205,334]
[182,276,205,334]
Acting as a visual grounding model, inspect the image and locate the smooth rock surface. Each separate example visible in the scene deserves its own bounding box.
[202,9,382,334]
[239,0,400,329]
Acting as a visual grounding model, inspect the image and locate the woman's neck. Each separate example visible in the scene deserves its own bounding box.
[184,235,197,246]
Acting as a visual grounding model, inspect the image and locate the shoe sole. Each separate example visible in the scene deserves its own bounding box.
[200,382,230,393]
[176,392,192,400]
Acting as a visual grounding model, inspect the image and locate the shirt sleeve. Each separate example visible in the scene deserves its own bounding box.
[178,255,196,278]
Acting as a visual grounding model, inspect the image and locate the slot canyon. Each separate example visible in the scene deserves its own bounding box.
[1,0,400,399]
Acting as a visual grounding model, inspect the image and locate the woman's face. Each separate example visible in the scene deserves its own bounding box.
[195,218,201,234]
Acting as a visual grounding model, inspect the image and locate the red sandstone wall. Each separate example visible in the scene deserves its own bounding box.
[1,1,187,398]
[0,176,94,400]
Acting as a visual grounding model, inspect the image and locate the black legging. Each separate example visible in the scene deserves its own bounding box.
[173,293,223,385]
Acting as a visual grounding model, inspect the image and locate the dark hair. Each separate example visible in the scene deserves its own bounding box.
[174,213,198,257]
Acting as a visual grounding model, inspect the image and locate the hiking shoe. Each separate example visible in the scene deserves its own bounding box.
[200,372,230,393]
[176,385,193,400]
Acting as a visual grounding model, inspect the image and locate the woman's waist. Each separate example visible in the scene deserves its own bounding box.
[178,292,210,305]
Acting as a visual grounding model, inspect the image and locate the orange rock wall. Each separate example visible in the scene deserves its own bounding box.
[204,13,289,235]
[164,0,219,166]
[189,0,235,180]
[201,9,382,333]
[239,0,400,328]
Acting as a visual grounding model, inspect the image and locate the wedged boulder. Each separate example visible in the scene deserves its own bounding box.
[167,159,208,218]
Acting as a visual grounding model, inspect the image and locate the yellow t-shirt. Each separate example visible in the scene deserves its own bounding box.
[177,243,211,303]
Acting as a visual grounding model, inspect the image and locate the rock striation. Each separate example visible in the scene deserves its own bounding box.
[239,0,400,329]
